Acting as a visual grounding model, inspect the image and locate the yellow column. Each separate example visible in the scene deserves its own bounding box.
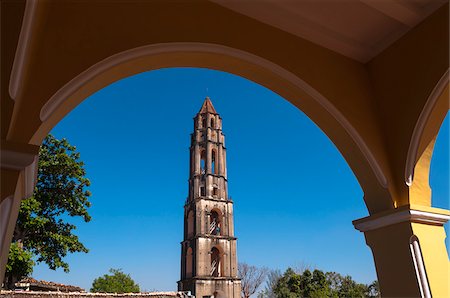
[0,141,39,282]
[354,205,450,297]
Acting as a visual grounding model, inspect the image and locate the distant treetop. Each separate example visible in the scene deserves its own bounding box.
[91,268,140,293]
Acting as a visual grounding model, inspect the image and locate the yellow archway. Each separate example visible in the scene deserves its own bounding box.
[2,1,449,296]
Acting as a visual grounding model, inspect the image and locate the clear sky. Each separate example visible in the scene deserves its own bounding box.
[33,68,449,292]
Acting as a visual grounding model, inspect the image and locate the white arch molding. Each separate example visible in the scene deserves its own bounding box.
[405,68,449,186]
[37,42,388,189]
[9,0,37,101]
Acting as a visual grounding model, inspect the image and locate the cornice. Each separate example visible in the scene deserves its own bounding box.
[181,235,237,244]
[353,206,450,232]
[0,141,39,171]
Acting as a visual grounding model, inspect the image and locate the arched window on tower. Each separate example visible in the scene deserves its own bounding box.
[210,247,221,277]
[202,118,206,128]
[187,210,194,238]
[200,150,206,174]
[211,150,217,174]
[186,247,193,278]
[209,210,221,235]
[200,186,206,197]
[211,118,215,128]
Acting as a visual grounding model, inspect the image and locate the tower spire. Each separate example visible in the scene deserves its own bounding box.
[178,97,241,298]
[198,96,217,114]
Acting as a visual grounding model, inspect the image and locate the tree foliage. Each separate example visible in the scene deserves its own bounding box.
[259,267,380,298]
[4,135,92,288]
[91,269,140,293]
[3,243,35,289]
[238,263,269,298]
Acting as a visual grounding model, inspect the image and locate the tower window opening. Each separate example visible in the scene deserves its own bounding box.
[200,150,206,174]
[213,187,218,196]
[212,150,217,174]
[200,186,206,197]
[210,211,221,235]
[211,118,215,128]
[200,159,205,173]
[202,118,206,128]
[210,247,221,277]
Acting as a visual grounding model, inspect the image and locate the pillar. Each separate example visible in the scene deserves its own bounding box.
[0,141,39,282]
[353,205,450,297]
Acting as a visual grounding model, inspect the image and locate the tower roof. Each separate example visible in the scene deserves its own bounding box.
[198,97,217,114]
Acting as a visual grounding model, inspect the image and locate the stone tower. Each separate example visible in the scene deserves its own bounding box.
[178,98,241,298]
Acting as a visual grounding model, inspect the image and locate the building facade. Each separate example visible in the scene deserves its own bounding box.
[178,98,241,298]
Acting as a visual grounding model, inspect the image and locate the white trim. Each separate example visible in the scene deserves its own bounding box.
[9,0,38,100]
[405,69,449,186]
[39,42,388,188]
[354,209,450,232]
[23,155,39,198]
[0,196,13,250]
[410,236,432,298]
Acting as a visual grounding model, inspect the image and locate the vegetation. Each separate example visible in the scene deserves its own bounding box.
[239,262,269,298]
[258,270,282,298]
[91,268,140,293]
[4,243,35,289]
[3,135,92,289]
[258,267,380,298]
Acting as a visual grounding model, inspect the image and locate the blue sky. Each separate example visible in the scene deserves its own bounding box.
[33,68,449,292]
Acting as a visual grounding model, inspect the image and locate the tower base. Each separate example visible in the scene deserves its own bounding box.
[178,277,241,298]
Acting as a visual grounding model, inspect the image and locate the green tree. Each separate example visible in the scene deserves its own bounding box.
[269,267,378,298]
[337,275,368,298]
[91,268,140,293]
[272,268,298,298]
[3,243,35,289]
[3,135,92,289]
[258,269,281,298]
[310,269,333,298]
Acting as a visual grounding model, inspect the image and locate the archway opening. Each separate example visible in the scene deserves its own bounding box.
[29,67,378,291]
[429,112,449,256]
[430,112,449,210]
